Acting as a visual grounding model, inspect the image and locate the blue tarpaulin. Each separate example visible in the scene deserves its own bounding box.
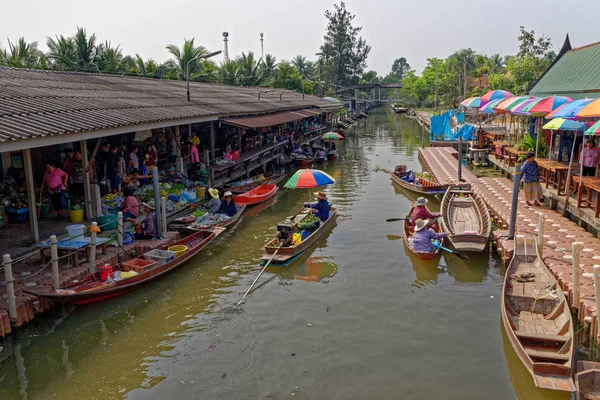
[449,124,475,141]
[456,112,465,124]
[430,113,452,140]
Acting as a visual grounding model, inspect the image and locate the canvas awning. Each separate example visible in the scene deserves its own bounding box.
[220,108,322,129]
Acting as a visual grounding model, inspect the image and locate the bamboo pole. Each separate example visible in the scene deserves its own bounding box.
[3,254,17,320]
[572,242,580,309]
[50,235,59,289]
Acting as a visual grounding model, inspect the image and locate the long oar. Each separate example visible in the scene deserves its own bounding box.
[386,216,442,222]
[236,248,279,307]
[432,242,470,261]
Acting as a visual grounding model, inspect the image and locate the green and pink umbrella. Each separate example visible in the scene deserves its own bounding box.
[480,90,513,102]
[284,169,335,189]
[479,99,504,114]
[493,96,530,114]
[525,95,572,116]
[321,132,344,140]
[460,97,486,108]
[584,120,600,136]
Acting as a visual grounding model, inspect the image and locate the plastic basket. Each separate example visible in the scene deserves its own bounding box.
[143,249,176,267]
[168,245,188,257]
[7,208,29,224]
[108,206,119,215]
[122,259,156,274]
[97,214,118,231]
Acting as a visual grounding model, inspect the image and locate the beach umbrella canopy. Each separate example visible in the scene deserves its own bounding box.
[511,97,543,115]
[321,132,344,140]
[584,120,600,135]
[526,96,573,116]
[481,90,513,102]
[546,98,594,119]
[479,99,504,114]
[460,97,486,108]
[542,118,586,131]
[577,98,600,118]
[494,96,530,113]
[284,169,335,189]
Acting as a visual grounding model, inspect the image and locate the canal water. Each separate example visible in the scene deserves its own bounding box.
[0,109,580,399]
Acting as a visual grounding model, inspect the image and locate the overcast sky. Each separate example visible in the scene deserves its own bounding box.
[3,0,599,75]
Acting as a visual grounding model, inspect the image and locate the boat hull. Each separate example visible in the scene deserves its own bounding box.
[228,174,284,195]
[235,184,278,206]
[390,172,447,195]
[295,158,314,167]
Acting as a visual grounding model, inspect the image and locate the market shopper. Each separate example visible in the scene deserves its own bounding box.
[120,184,139,223]
[168,132,178,167]
[304,191,330,221]
[519,152,542,206]
[41,160,69,220]
[145,144,157,167]
[219,191,237,217]
[580,140,599,177]
[129,146,139,170]
[184,140,200,178]
[135,201,157,240]
[62,148,74,176]
[106,145,121,193]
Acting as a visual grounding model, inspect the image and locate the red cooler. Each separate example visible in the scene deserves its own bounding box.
[100,264,113,282]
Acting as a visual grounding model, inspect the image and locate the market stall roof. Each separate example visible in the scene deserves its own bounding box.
[529,40,600,100]
[220,109,323,129]
[0,67,343,151]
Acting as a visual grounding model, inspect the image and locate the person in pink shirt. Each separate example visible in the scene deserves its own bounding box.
[40,160,69,220]
[119,184,139,223]
[580,140,599,176]
[184,140,200,178]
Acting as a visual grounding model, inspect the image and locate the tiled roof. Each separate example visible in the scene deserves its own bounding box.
[0,67,342,147]
[529,42,600,99]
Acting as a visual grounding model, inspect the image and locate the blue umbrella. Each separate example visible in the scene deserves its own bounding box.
[546,98,594,119]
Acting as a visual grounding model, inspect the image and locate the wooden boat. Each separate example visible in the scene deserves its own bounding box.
[576,361,600,399]
[314,155,326,164]
[501,236,575,393]
[23,228,225,304]
[440,185,491,252]
[260,208,337,265]
[169,204,246,231]
[389,165,447,195]
[295,157,314,167]
[402,205,443,261]
[327,150,338,161]
[235,183,278,206]
[226,174,284,195]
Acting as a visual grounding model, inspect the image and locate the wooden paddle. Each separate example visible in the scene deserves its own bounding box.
[386,215,441,222]
[236,248,279,308]
[290,205,308,221]
[432,242,470,261]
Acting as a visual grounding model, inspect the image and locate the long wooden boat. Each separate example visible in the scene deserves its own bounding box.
[235,184,278,206]
[576,361,600,399]
[169,204,246,231]
[402,206,442,261]
[226,174,284,195]
[23,228,225,304]
[501,236,575,393]
[295,157,314,167]
[390,168,447,196]
[327,150,338,161]
[440,185,491,252]
[260,208,337,265]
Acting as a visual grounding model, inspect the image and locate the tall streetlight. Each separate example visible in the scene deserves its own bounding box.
[186,50,222,101]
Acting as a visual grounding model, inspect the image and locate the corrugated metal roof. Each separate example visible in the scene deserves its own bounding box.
[530,42,600,99]
[0,67,343,146]
[221,109,323,128]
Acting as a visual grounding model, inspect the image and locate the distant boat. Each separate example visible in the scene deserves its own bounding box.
[389,165,447,196]
[235,183,278,206]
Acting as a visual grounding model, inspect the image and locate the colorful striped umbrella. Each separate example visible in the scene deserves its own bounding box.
[584,120,600,135]
[480,90,513,102]
[284,169,335,189]
[525,95,572,116]
[577,98,600,118]
[546,98,594,119]
[493,96,530,114]
[321,132,344,140]
[542,118,586,131]
[460,97,487,108]
[479,99,504,114]
[511,97,541,115]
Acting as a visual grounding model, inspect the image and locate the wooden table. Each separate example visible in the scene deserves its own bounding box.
[506,147,527,167]
[536,158,571,195]
[571,176,600,217]
[37,237,110,268]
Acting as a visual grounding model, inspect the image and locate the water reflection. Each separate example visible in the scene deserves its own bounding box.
[442,251,491,283]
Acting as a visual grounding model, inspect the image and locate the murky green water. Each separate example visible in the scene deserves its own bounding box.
[0,109,580,399]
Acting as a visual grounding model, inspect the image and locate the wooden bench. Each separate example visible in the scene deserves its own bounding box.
[525,348,569,362]
[515,331,569,343]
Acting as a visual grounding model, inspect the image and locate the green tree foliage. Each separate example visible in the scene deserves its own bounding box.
[389,57,410,81]
[165,38,215,80]
[1,37,41,68]
[274,61,307,92]
[319,2,371,87]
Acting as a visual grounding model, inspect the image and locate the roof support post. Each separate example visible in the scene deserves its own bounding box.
[210,121,216,166]
[23,148,39,243]
[237,128,243,157]
[175,126,184,174]
[81,139,94,219]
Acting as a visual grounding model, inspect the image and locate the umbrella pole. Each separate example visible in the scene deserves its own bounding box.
[534,118,540,158]
[562,132,578,216]
[577,136,587,207]
[547,131,554,179]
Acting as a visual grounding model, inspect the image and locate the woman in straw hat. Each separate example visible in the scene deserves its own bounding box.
[218,191,237,217]
[411,218,447,253]
[135,200,157,240]
[206,188,221,212]
[411,197,440,222]
[304,191,330,221]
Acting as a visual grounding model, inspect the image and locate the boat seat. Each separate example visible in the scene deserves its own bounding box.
[525,348,569,362]
[515,331,569,343]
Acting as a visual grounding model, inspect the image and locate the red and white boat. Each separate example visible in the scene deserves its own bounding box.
[235,183,278,206]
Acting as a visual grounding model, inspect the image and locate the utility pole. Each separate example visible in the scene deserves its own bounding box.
[260,32,264,59]
[434,61,439,115]
[463,62,467,101]
[222,32,229,62]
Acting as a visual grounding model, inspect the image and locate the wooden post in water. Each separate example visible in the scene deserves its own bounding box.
[3,254,17,320]
[117,212,123,251]
[161,196,167,234]
[153,167,163,239]
[537,213,545,258]
[572,243,580,310]
[50,235,59,289]
[421,124,425,148]
[457,137,463,182]
[593,265,600,341]
[89,222,97,274]
[508,164,521,239]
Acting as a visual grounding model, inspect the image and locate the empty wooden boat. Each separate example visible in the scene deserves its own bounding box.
[402,205,443,261]
[501,236,575,393]
[234,183,278,206]
[576,361,600,399]
[226,174,284,195]
[390,165,447,196]
[440,185,491,252]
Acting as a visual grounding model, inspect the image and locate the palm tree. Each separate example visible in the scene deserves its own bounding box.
[2,37,41,68]
[165,38,212,80]
[46,35,77,70]
[235,51,267,86]
[96,41,123,73]
[46,27,99,72]
[215,59,241,85]
[292,55,311,78]
[488,53,504,74]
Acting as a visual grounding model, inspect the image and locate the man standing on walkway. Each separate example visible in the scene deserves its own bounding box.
[520,152,542,206]
[580,140,599,177]
[168,132,178,167]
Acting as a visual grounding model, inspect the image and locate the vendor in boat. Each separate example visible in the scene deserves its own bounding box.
[135,200,157,240]
[412,197,440,222]
[316,148,326,159]
[206,188,221,212]
[219,191,237,217]
[304,191,330,221]
[411,219,448,252]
